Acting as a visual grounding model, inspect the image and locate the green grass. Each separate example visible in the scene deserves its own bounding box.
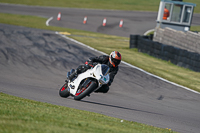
[1,0,200,13]
[190,25,200,32]
[0,93,176,133]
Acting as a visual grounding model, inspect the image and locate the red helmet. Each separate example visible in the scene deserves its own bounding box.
[109,51,121,67]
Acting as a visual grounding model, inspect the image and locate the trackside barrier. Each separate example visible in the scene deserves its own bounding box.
[130,34,200,72]
[154,27,200,54]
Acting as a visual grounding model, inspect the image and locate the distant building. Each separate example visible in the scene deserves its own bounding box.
[156,0,196,32]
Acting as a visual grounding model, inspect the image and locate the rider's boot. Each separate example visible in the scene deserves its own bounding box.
[67,65,87,81]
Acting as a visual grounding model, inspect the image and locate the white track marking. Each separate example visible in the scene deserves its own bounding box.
[143,29,155,35]
[46,17,53,26]
[55,32,200,95]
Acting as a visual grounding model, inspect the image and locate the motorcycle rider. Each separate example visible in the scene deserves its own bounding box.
[67,51,122,93]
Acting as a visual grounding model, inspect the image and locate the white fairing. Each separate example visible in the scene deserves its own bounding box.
[68,64,110,96]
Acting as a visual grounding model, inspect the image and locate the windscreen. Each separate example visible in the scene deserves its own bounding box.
[101,64,110,75]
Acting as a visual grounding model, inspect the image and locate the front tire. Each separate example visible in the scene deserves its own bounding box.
[59,83,70,98]
[74,81,97,101]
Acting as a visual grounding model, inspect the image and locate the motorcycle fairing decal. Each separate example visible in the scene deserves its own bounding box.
[69,84,75,89]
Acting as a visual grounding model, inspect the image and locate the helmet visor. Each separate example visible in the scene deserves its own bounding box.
[112,57,121,66]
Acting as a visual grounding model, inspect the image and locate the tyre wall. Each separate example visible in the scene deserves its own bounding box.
[130,34,200,72]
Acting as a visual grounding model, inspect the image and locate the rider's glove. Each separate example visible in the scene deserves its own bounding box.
[85,61,89,65]
[85,61,93,67]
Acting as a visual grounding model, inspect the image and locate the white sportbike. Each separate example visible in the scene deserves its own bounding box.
[59,64,110,100]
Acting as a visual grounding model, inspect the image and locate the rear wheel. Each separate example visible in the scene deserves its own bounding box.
[74,81,97,101]
[59,83,70,98]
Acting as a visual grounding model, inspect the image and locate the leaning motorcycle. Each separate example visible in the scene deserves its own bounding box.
[59,64,110,100]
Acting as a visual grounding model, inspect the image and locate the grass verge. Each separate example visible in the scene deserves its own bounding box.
[0,12,200,93]
[190,25,200,32]
[0,93,176,133]
[1,0,200,13]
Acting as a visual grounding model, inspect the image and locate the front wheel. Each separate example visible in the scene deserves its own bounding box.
[74,81,97,101]
[59,83,70,98]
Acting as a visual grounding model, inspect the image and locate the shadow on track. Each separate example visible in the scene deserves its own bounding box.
[80,99,163,116]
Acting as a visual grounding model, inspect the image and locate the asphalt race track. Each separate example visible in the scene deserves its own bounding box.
[0,4,200,133]
[1,23,200,133]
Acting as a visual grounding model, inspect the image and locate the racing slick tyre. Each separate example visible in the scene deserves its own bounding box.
[59,83,70,98]
[74,81,97,101]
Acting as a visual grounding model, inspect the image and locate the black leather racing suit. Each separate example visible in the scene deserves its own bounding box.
[76,55,119,93]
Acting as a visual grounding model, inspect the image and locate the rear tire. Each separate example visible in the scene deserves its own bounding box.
[59,83,70,98]
[74,81,97,101]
